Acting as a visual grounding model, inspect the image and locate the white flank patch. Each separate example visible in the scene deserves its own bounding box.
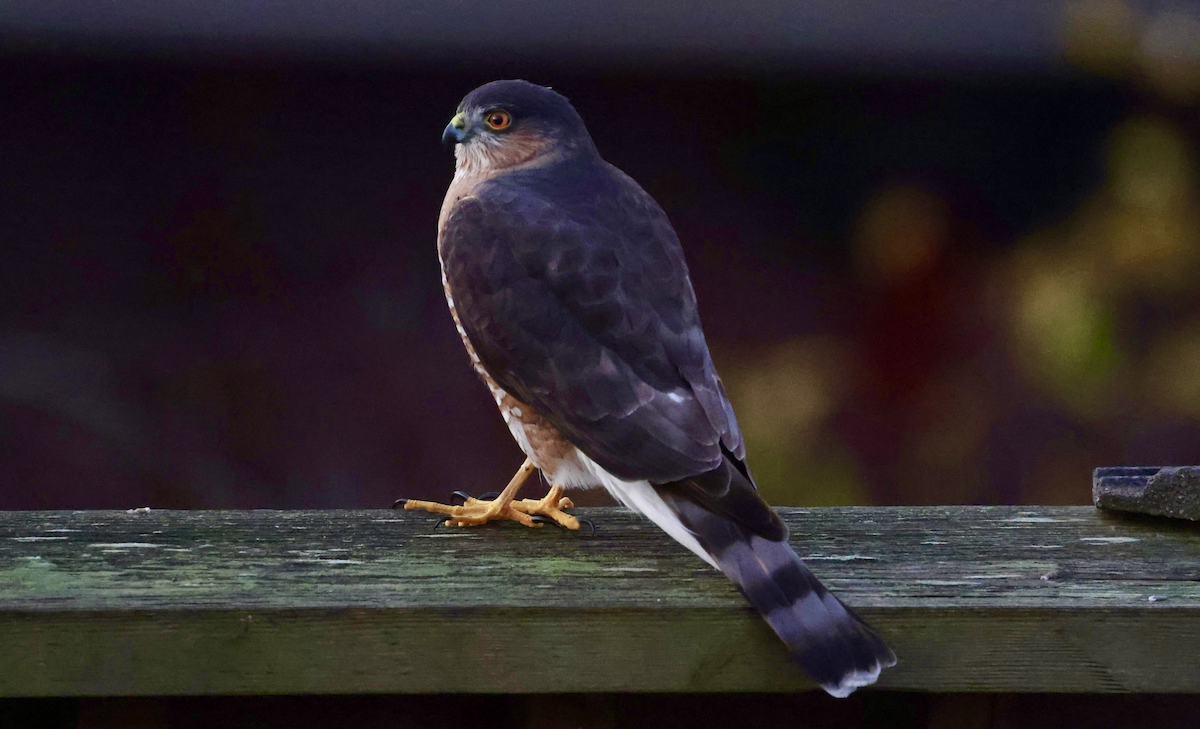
[505,417,536,464]
[574,450,717,569]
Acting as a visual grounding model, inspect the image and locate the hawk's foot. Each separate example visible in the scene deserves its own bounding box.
[403,485,578,530]
[511,485,579,530]
[402,494,536,527]
[398,458,579,530]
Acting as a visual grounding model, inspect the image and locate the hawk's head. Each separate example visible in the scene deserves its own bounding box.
[442,80,596,174]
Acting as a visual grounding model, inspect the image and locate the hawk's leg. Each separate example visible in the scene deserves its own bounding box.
[403,458,579,530]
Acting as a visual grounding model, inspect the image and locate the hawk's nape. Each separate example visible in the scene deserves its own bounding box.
[421,78,897,696]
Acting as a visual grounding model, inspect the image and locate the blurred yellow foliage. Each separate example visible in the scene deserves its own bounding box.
[1144,319,1200,419]
[1063,0,1200,104]
[1105,116,1200,293]
[719,338,873,506]
[1009,246,1118,419]
[1063,0,1141,78]
[1006,113,1200,420]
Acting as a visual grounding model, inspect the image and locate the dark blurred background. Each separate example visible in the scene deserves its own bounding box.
[1,0,1198,510]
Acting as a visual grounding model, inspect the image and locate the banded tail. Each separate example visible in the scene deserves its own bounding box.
[663,493,896,697]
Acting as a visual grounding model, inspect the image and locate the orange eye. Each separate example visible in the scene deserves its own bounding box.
[484,110,512,130]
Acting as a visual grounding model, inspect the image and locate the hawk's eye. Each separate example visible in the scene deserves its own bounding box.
[484,110,512,131]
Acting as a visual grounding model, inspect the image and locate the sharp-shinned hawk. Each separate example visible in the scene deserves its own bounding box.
[404,80,896,696]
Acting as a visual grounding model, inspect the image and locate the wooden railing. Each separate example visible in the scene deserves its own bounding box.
[2,506,1199,697]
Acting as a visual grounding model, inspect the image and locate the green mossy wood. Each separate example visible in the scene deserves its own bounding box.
[2,506,1199,697]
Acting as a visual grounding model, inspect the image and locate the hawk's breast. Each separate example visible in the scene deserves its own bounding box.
[438,205,591,487]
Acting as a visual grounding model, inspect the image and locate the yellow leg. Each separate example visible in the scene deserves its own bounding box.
[403,459,578,530]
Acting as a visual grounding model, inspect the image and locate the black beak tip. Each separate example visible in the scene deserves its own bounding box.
[442,123,464,147]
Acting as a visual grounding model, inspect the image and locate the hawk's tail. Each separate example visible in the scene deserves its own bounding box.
[663,495,896,697]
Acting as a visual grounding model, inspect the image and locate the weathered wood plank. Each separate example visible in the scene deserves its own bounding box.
[2,506,1199,696]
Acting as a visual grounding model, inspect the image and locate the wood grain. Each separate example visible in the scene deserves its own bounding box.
[2,506,1199,696]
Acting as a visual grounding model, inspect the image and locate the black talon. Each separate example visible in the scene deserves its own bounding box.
[478,491,501,501]
[528,514,596,536]
[431,517,451,530]
[391,499,407,509]
[450,490,473,506]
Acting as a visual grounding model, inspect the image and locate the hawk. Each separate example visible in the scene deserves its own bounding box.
[405,80,896,696]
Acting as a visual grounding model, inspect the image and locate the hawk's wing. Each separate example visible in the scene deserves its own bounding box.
[439,159,784,540]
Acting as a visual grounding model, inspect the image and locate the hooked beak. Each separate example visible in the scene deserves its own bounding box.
[442,112,467,146]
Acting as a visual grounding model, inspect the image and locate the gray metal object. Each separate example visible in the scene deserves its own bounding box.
[1093,466,1200,521]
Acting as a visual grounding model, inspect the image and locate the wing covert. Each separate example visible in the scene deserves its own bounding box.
[439,161,741,483]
